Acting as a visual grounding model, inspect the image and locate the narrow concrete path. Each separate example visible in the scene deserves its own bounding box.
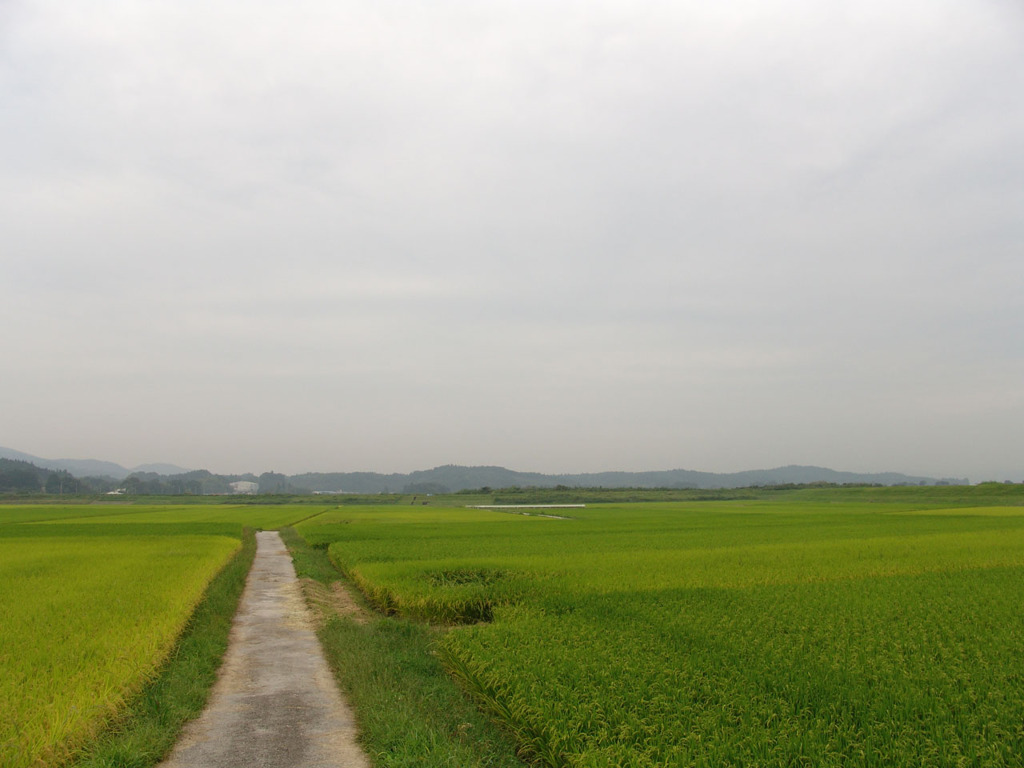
[158,531,370,768]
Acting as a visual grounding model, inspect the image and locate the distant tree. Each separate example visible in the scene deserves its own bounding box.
[402,482,451,495]
[44,470,77,494]
[258,471,294,494]
[0,459,43,492]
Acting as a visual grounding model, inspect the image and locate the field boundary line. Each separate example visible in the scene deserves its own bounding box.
[284,508,332,527]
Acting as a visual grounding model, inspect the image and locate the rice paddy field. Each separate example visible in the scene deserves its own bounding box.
[0,503,313,768]
[295,490,1024,767]
[4,490,1024,768]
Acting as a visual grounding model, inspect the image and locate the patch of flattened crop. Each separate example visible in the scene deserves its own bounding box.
[300,578,371,627]
[425,568,508,588]
[420,568,513,623]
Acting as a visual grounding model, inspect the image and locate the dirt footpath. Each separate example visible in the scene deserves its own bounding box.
[158,531,370,768]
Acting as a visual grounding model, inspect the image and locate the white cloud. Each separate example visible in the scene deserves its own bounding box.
[2,0,1022,479]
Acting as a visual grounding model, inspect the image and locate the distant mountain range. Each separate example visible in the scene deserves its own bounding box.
[0,446,967,491]
[0,447,189,481]
[289,464,967,493]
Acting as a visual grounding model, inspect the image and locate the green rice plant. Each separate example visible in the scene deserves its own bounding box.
[0,534,240,768]
[68,529,257,768]
[0,505,149,525]
[441,567,1024,766]
[20,503,320,529]
[281,526,528,768]
[302,498,1024,767]
[345,560,530,623]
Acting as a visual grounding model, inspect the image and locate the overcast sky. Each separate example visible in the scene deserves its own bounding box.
[2,1,1022,480]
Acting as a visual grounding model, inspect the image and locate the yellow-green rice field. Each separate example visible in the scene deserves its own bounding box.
[0,503,312,768]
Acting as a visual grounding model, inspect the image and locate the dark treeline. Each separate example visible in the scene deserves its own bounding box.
[0,458,282,496]
[0,458,97,494]
[2,457,978,498]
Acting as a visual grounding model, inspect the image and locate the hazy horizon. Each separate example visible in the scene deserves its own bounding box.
[3,2,1022,481]
[0,443,976,485]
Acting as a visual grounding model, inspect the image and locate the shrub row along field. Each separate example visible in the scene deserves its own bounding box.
[295,492,1024,767]
[0,503,313,768]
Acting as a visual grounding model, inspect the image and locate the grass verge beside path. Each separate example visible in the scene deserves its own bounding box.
[280,527,527,768]
[68,528,257,768]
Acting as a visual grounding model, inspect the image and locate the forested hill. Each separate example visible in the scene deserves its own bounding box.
[0,457,83,493]
[290,464,965,494]
[1,447,968,495]
[0,446,188,480]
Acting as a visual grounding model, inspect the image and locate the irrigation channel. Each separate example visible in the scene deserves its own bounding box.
[158,531,370,768]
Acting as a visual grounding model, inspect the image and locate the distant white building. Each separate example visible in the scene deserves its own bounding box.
[229,481,259,495]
